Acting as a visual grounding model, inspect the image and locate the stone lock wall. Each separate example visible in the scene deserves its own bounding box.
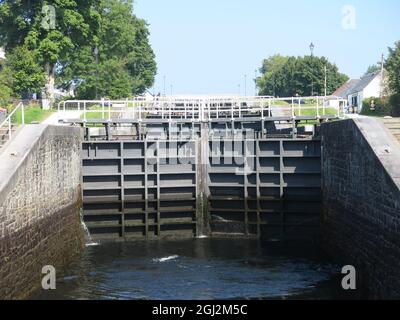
[0,125,84,299]
[321,118,400,299]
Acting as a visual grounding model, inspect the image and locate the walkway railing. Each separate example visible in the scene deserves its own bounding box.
[57,96,347,123]
[0,102,24,144]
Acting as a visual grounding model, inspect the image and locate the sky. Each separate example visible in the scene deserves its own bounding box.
[134,0,400,95]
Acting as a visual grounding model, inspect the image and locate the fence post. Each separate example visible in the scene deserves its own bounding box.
[8,119,12,140]
[268,99,271,118]
[298,98,301,117]
[291,97,295,118]
[102,98,105,119]
[83,101,87,122]
[21,103,25,125]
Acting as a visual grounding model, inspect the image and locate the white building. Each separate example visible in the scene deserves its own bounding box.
[332,71,386,113]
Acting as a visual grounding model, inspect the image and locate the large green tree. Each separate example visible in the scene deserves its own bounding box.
[257,55,349,97]
[59,0,157,99]
[385,41,400,93]
[257,55,289,96]
[0,0,101,105]
[364,63,381,76]
[6,45,46,97]
[0,58,13,106]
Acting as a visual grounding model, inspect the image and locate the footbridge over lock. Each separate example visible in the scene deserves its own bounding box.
[59,95,347,241]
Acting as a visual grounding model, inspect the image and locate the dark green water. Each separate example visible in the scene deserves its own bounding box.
[31,239,359,300]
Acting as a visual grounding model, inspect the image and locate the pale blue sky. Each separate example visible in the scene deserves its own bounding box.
[134,0,400,95]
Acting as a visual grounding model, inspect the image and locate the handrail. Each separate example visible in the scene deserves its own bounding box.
[0,102,24,144]
[57,95,347,123]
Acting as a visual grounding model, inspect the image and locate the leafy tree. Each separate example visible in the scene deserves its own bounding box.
[72,56,134,99]
[257,55,289,96]
[364,64,381,76]
[385,41,400,93]
[58,0,157,99]
[6,45,45,97]
[257,55,349,97]
[0,0,101,105]
[0,59,13,106]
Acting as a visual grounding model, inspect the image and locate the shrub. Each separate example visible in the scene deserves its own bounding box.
[389,93,400,117]
[361,97,392,116]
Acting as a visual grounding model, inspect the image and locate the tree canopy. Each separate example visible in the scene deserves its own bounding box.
[385,41,400,94]
[0,0,157,103]
[6,45,46,97]
[0,59,13,106]
[59,0,157,99]
[0,0,101,103]
[257,55,349,97]
[364,64,381,76]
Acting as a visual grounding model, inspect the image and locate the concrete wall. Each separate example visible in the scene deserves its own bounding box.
[321,118,400,298]
[0,125,84,299]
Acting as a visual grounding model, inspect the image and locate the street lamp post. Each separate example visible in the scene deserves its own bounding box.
[94,45,99,100]
[309,42,315,56]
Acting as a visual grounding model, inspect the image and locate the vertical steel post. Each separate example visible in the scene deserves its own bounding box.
[21,103,25,126]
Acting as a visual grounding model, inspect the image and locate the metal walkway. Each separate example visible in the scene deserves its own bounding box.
[58,95,346,125]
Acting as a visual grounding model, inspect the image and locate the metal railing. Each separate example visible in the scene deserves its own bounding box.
[0,102,24,144]
[57,96,347,123]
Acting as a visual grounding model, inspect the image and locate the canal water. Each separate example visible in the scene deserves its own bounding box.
[31,239,358,300]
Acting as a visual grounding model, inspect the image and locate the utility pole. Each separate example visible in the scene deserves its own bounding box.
[380,53,384,98]
[311,81,314,96]
[254,69,258,96]
[244,75,247,97]
[310,42,315,96]
[163,75,166,97]
[273,73,276,97]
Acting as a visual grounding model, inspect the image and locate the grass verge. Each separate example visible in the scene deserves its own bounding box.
[12,106,54,124]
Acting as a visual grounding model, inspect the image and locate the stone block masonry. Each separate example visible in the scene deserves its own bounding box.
[321,118,400,299]
[0,125,84,299]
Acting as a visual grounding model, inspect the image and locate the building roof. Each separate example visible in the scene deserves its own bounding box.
[332,79,361,98]
[333,71,381,98]
[350,71,380,94]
